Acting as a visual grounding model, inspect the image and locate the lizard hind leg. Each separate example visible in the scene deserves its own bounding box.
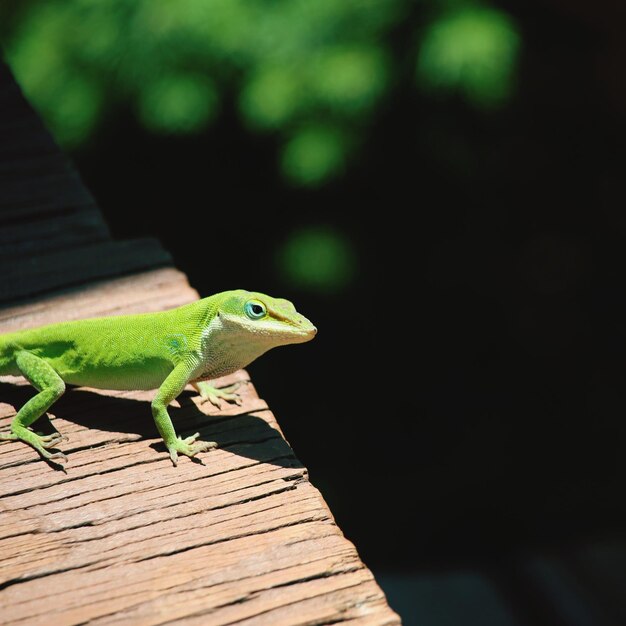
[0,351,68,463]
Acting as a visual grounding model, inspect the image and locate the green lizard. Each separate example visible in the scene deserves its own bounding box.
[0,290,316,465]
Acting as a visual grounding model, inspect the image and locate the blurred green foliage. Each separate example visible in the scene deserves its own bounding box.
[417,6,520,108]
[1,0,520,184]
[281,125,348,186]
[139,74,219,134]
[277,227,356,293]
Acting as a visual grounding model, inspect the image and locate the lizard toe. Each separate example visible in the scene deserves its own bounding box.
[169,434,217,464]
[42,449,68,463]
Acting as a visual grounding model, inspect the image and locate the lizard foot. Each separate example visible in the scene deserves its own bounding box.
[0,428,68,463]
[36,432,68,448]
[26,429,68,462]
[168,432,218,466]
[193,381,243,409]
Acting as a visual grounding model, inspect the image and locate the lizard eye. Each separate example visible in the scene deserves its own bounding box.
[244,300,266,320]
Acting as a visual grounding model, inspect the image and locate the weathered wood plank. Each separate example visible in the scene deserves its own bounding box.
[0,59,173,304]
[0,239,173,302]
[0,209,108,259]
[0,269,399,625]
[0,268,196,329]
[0,60,103,228]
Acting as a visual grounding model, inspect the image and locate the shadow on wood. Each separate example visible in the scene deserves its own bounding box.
[0,380,301,472]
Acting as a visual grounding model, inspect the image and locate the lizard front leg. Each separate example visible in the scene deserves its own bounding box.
[192,381,242,408]
[152,362,217,466]
[0,350,68,463]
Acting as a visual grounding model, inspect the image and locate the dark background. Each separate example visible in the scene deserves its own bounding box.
[3,1,626,623]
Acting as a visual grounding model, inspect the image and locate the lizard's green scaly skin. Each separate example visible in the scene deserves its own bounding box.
[0,290,316,465]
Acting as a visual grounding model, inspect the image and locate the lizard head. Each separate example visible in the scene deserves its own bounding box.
[213,290,317,347]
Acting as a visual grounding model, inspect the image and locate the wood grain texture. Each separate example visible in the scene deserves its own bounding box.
[0,270,400,625]
[0,239,173,302]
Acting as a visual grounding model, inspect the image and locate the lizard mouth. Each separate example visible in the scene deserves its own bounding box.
[289,325,317,343]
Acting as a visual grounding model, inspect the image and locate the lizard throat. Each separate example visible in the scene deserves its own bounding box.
[192,315,271,381]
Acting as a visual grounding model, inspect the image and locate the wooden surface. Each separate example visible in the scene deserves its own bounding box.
[0,269,400,625]
[0,59,172,303]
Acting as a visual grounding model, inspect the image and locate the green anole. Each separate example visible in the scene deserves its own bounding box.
[0,290,316,465]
